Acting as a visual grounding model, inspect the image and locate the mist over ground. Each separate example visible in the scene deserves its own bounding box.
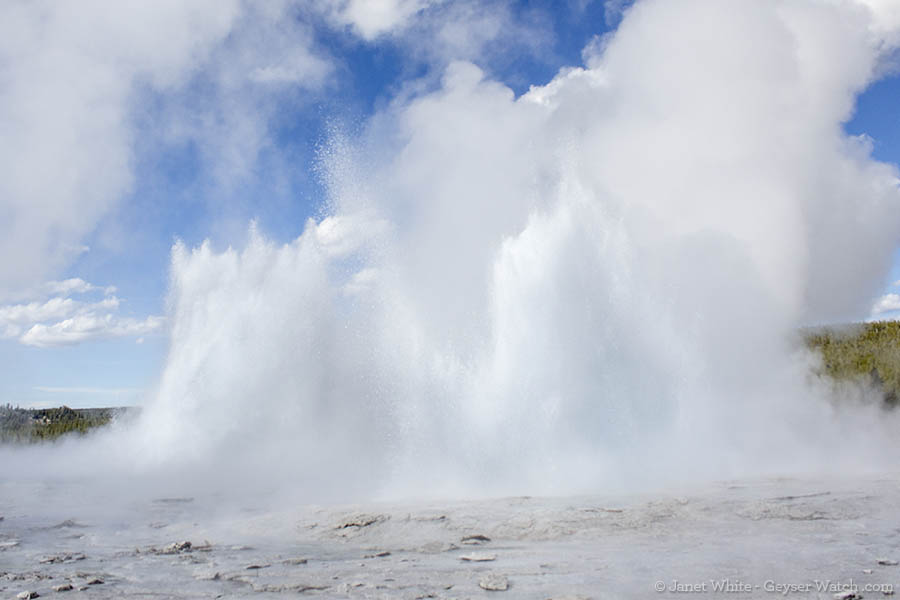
[3,0,900,507]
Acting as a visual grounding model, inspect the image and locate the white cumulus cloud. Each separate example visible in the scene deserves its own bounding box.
[603,0,633,25]
[0,279,162,347]
[871,293,900,317]
[21,314,165,348]
[0,0,335,296]
[319,0,435,39]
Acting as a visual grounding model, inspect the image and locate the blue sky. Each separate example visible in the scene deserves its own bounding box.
[847,74,900,306]
[2,0,900,408]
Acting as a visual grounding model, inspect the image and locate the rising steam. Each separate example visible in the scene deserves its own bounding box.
[9,0,900,501]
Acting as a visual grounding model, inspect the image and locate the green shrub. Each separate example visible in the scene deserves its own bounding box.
[0,404,121,444]
[805,320,900,406]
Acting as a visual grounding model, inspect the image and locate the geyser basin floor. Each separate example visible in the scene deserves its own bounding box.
[1,476,899,599]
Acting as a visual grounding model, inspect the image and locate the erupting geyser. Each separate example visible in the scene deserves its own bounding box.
[8,0,900,503]
[131,0,900,499]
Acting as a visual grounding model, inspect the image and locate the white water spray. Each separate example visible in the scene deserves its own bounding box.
[11,0,900,501]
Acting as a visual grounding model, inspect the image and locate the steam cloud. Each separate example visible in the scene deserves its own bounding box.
[5,0,900,502]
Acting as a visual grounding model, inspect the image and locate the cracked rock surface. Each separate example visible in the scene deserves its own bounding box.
[1,475,899,598]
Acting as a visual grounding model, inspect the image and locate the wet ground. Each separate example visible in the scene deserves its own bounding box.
[1,475,899,598]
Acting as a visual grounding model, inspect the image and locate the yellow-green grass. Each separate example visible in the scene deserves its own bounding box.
[805,320,900,406]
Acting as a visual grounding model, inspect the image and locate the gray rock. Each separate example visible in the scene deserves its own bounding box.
[50,519,85,529]
[295,585,329,593]
[157,540,192,554]
[460,552,497,562]
[461,534,491,545]
[53,584,73,592]
[878,558,899,566]
[152,497,194,504]
[6,572,50,582]
[17,592,39,599]
[336,513,389,530]
[257,583,328,593]
[479,574,509,591]
[39,553,86,564]
[419,541,458,553]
